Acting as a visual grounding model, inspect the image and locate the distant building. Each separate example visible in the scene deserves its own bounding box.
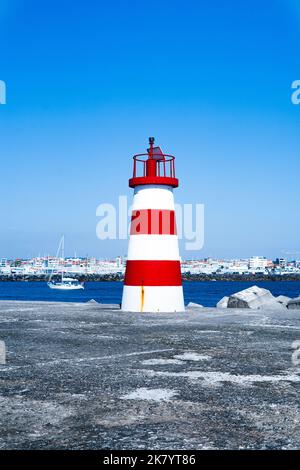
[249,256,268,271]
[274,257,286,267]
[279,258,286,268]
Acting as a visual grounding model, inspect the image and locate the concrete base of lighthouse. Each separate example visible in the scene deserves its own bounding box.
[121,286,185,313]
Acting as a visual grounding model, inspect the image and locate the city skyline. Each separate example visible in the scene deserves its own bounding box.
[1,254,300,280]
[1,0,300,259]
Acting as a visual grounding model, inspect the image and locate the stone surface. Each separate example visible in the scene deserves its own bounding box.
[1,300,300,450]
[287,297,300,310]
[186,302,203,308]
[216,296,229,309]
[276,295,291,307]
[258,301,287,311]
[227,286,284,310]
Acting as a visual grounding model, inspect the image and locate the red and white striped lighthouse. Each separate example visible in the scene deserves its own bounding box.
[121,137,185,312]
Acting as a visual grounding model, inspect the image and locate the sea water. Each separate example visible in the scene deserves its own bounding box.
[0,281,299,307]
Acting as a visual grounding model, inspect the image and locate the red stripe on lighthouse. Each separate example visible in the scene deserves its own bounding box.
[124,260,182,286]
[130,209,177,235]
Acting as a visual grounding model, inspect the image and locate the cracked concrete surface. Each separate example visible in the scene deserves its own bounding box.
[0,300,300,449]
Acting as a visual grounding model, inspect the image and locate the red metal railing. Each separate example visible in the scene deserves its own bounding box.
[132,153,176,179]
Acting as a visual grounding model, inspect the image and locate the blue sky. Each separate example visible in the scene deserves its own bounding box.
[0,0,299,259]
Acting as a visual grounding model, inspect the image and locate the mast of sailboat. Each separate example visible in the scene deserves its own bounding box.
[48,235,64,283]
[61,235,65,282]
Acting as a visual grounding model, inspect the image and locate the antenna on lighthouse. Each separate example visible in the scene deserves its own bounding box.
[148,137,155,158]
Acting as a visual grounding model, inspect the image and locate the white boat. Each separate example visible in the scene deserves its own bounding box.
[48,277,84,290]
[47,235,84,290]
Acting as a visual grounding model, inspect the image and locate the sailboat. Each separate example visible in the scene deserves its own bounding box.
[47,236,84,290]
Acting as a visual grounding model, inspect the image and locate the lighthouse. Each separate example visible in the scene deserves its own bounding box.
[121,137,185,312]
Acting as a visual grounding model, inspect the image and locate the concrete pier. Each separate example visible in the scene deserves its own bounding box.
[0,300,300,449]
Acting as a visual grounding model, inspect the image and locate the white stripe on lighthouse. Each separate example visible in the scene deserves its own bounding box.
[127,235,180,260]
[122,286,185,312]
[132,185,175,210]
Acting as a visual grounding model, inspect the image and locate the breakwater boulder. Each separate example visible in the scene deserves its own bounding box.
[287,297,300,309]
[220,286,287,310]
[276,295,292,307]
[186,302,204,308]
[216,296,229,308]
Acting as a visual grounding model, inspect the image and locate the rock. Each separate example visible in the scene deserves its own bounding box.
[218,288,288,310]
[260,301,287,311]
[287,297,300,310]
[276,295,291,307]
[0,340,5,365]
[227,286,282,310]
[186,302,204,308]
[216,296,229,308]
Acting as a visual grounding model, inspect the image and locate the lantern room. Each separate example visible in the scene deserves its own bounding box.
[129,137,179,188]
